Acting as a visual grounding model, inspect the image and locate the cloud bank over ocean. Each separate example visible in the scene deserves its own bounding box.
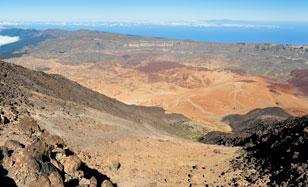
[0,20,279,29]
[0,35,20,46]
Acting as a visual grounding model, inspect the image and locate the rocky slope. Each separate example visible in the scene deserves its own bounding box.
[0,60,199,137]
[0,61,115,186]
[222,107,292,130]
[0,60,242,186]
[199,107,292,146]
[0,115,115,187]
[199,109,308,186]
[231,116,308,186]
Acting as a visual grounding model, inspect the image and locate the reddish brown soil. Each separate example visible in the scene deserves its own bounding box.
[137,61,184,74]
[268,82,294,94]
[9,58,308,132]
[288,69,308,96]
[0,60,245,186]
[236,80,256,83]
[224,67,247,75]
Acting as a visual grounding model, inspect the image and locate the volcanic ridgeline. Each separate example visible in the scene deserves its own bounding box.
[199,107,292,146]
[0,60,119,186]
[0,60,200,137]
[199,107,308,186]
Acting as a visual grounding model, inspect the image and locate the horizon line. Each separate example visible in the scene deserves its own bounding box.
[2,19,307,29]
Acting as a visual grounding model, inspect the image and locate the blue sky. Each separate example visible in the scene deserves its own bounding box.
[0,0,307,22]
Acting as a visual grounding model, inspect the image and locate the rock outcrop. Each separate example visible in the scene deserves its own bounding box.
[0,114,115,187]
[230,116,308,186]
[199,107,292,146]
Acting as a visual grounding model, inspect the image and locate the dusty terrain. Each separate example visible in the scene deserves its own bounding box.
[3,29,308,132]
[9,57,308,132]
[30,95,239,187]
[1,29,308,186]
[289,69,308,96]
[0,61,246,186]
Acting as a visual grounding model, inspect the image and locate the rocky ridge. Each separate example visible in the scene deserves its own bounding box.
[0,60,117,186]
[231,116,308,186]
[0,111,115,187]
[199,107,292,146]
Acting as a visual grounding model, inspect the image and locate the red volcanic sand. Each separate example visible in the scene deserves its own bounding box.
[137,61,184,74]
[288,69,308,96]
[225,67,247,76]
[268,82,294,94]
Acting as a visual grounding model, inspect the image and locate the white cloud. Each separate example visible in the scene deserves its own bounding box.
[0,35,20,46]
[0,20,280,29]
[58,20,279,28]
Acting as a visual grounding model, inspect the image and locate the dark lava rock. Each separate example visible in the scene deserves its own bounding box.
[232,116,308,186]
[198,131,250,146]
[199,107,292,146]
[0,115,10,125]
[222,107,291,132]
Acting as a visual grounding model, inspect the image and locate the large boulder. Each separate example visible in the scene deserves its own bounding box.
[101,180,114,187]
[63,155,82,174]
[48,172,64,187]
[0,116,115,187]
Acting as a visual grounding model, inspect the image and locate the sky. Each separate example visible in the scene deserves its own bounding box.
[0,0,308,23]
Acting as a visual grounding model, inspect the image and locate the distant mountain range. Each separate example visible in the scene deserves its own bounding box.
[2,21,308,45]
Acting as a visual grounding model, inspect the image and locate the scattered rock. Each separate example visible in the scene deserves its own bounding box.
[28,176,51,187]
[0,115,10,125]
[232,116,308,186]
[101,179,114,187]
[2,147,9,157]
[79,177,91,186]
[108,161,121,172]
[0,107,17,125]
[41,130,64,147]
[41,162,57,176]
[55,152,67,164]
[50,159,64,171]
[64,155,82,174]
[0,115,115,187]
[199,107,292,146]
[0,61,116,186]
[89,176,98,187]
[246,173,259,183]
[17,117,41,137]
[48,172,64,187]
[4,140,24,151]
[26,139,50,160]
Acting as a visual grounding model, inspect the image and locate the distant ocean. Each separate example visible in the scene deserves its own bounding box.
[2,22,308,45]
